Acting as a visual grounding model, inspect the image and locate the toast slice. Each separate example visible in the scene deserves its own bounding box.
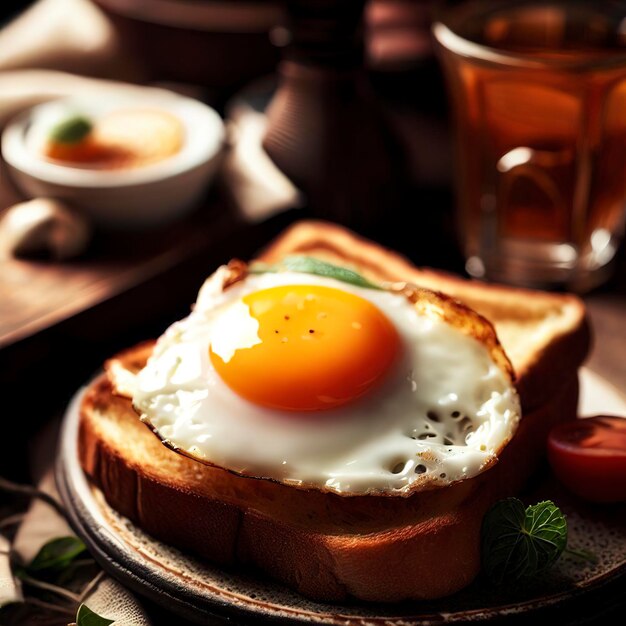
[78,221,589,602]
[258,221,590,412]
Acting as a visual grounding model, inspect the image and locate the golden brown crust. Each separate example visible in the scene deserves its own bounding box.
[80,366,578,601]
[398,283,515,384]
[78,220,589,602]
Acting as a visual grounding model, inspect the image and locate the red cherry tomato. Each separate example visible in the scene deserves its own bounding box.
[548,416,626,503]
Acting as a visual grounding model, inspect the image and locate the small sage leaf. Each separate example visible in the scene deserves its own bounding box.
[76,603,114,626]
[28,536,86,574]
[251,256,381,290]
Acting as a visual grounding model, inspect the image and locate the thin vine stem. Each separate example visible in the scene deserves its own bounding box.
[0,513,26,530]
[24,597,75,616]
[79,569,106,602]
[564,546,598,563]
[20,573,81,603]
[0,476,67,520]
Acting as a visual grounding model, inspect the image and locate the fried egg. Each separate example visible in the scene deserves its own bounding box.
[125,263,521,495]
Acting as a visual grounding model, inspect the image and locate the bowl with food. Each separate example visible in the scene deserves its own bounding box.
[1,91,225,229]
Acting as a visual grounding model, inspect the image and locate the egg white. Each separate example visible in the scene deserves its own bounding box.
[129,267,521,495]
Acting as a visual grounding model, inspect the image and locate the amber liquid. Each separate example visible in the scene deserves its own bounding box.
[438,0,626,287]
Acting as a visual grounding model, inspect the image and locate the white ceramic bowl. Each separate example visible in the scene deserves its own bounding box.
[1,92,225,229]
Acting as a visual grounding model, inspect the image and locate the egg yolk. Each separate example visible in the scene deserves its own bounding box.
[210,285,400,411]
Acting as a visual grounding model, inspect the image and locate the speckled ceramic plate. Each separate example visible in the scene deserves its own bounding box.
[56,369,626,625]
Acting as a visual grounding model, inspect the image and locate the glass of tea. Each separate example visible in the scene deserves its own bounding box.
[434,0,626,290]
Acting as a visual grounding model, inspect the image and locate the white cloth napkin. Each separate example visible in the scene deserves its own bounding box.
[0,0,144,81]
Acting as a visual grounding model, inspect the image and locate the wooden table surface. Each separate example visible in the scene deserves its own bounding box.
[3,201,624,374]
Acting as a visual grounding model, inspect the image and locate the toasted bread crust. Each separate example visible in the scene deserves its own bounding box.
[78,221,589,602]
[80,367,578,602]
[259,221,591,411]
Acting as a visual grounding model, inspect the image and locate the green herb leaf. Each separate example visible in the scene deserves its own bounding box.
[49,115,93,144]
[76,603,114,626]
[28,536,87,574]
[250,256,381,290]
[481,498,567,584]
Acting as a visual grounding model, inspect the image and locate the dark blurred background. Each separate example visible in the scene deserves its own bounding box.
[0,0,454,483]
[1,1,30,22]
[1,0,625,483]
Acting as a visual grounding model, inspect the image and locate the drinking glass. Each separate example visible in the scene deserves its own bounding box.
[434,0,626,290]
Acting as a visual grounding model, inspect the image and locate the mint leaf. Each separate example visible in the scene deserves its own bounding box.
[49,115,93,144]
[28,536,86,574]
[251,256,381,290]
[481,498,567,583]
[76,604,114,626]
